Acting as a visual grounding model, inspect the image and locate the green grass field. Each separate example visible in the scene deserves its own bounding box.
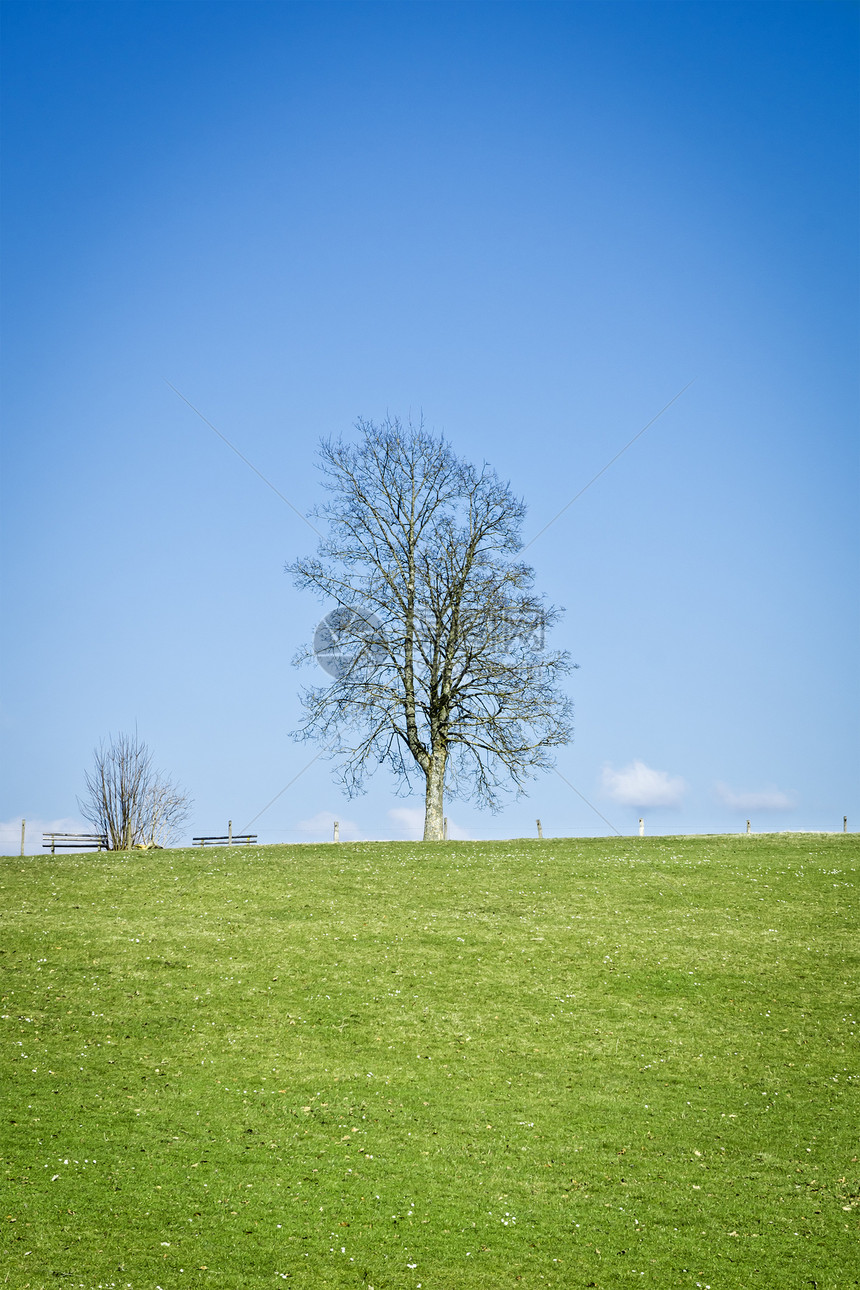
[1,833,857,1289]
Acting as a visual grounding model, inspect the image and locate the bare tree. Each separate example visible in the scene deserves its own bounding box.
[289,417,574,841]
[79,731,192,850]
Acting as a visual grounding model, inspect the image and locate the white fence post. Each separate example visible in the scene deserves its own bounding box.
[228,819,233,845]
[20,818,25,857]
[333,820,340,843]
[638,818,644,837]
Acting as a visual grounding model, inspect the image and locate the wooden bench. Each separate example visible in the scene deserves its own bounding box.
[193,834,257,847]
[43,832,108,854]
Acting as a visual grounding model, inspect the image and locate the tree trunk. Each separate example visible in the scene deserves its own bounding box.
[423,753,446,841]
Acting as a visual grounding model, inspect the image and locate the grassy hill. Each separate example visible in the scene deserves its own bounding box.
[1,834,857,1288]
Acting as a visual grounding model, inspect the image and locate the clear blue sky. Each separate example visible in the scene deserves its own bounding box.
[1,0,857,850]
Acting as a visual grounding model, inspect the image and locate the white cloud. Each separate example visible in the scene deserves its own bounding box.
[445,818,473,840]
[714,782,794,812]
[0,815,91,857]
[297,810,365,842]
[387,806,472,840]
[601,761,686,808]
[388,807,425,840]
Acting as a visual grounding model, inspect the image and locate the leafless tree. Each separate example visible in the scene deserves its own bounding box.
[289,417,574,841]
[79,731,192,850]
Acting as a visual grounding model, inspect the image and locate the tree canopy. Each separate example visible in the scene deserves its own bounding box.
[289,417,573,840]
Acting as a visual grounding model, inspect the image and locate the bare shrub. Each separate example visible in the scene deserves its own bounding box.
[79,732,192,851]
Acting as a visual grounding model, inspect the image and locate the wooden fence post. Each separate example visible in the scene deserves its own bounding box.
[20,818,25,857]
[228,820,233,846]
[536,819,543,839]
[746,819,751,835]
[639,818,644,837]
[333,820,339,843]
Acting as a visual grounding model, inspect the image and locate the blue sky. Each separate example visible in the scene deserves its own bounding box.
[1,0,857,851]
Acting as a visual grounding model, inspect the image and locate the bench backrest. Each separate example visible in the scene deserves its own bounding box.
[42,833,107,852]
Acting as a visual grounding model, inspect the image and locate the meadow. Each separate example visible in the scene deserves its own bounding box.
[1,833,857,1289]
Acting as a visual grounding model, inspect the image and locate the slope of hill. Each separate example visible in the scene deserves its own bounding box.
[2,834,856,1287]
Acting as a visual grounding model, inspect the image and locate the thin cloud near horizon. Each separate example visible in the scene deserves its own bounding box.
[297,810,366,842]
[0,815,90,857]
[388,806,472,841]
[601,761,686,809]
[714,782,795,812]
